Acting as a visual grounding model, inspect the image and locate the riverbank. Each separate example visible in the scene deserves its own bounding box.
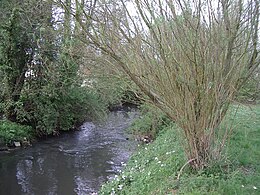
[0,102,139,151]
[100,104,260,194]
[0,120,83,151]
[0,120,34,150]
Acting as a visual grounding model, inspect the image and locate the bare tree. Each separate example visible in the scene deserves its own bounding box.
[60,0,259,169]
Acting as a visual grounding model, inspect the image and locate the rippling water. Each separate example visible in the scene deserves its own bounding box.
[0,109,138,195]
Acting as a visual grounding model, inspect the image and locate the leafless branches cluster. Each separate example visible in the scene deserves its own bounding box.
[59,0,259,169]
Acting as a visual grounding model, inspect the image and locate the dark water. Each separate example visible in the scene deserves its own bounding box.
[0,109,138,195]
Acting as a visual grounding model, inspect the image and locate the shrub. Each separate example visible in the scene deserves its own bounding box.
[237,71,260,103]
[18,85,107,136]
[128,104,172,139]
[0,120,33,144]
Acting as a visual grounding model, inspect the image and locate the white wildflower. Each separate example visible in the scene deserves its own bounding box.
[111,188,115,195]
[241,185,244,188]
[253,186,257,190]
[118,184,123,190]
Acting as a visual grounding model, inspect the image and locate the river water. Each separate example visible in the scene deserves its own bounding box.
[0,109,138,195]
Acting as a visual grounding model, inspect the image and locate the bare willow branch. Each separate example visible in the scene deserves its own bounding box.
[58,0,259,169]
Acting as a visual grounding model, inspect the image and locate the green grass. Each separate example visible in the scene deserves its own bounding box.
[99,105,260,195]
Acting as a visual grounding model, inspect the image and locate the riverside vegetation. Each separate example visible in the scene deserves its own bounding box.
[68,0,259,170]
[0,0,259,194]
[0,0,129,145]
[100,104,260,195]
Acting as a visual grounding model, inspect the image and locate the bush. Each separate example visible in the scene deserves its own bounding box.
[128,104,172,139]
[237,72,260,103]
[91,73,136,108]
[18,84,107,136]
[0,120,33,144]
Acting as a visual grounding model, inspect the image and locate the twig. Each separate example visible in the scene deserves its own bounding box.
[177,158,196,181]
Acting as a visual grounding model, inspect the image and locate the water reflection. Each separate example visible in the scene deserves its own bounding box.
[0,110,138,195]
[16,159,34,194]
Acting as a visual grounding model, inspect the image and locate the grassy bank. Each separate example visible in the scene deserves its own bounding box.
[100,105,260,195]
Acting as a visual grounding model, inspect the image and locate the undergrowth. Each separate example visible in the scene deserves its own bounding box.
[0,120,34,144]
[100,104,260,195]
[127,104,171,139]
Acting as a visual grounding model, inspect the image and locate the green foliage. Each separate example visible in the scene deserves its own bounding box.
[0,120,33,144]
[237,72,260,103]
[15,43,107,135]
[100,105,260,195]
[20,84,106,135]
[0,2,108,137]
[0,6,32,121]
[91,72,135,108]
[99,77,127,107]
[128,104,172,138]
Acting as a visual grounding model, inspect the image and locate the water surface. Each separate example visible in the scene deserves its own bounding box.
[0,109,138,195]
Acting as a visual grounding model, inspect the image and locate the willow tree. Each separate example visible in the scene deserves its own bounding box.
[61,0,260,169]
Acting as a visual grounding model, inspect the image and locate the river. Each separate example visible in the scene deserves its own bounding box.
[0,109,138,195]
